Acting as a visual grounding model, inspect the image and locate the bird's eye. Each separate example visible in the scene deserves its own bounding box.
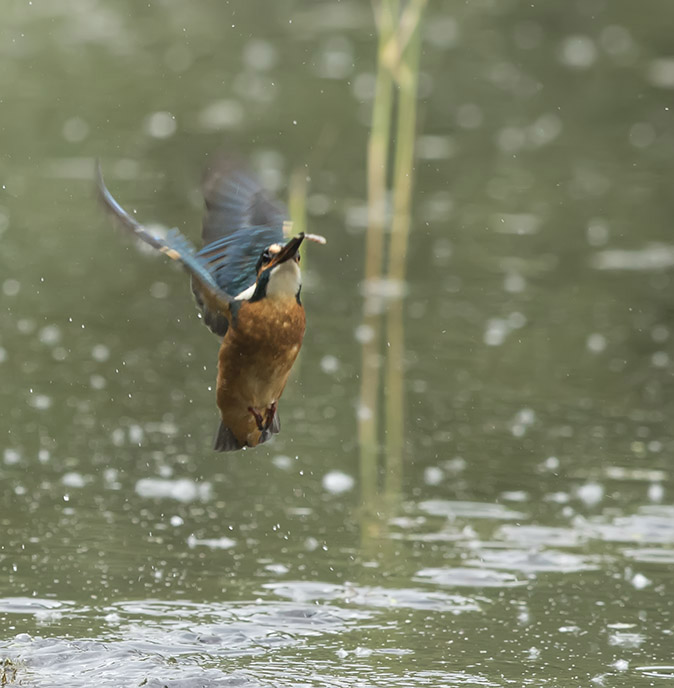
[256,248,273,274]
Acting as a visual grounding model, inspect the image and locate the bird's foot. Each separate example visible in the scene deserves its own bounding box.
[264,401,277,431]
[248,403,277,433]
[248,406,265,432]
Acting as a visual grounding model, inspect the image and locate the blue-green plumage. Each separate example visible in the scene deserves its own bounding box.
[95,156,321,452]
[191,161,287,336]
[195,226,281,296]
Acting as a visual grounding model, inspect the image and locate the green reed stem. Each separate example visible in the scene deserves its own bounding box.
[359,0,399,505]
[289,167,308,269]
[384,0,424,494]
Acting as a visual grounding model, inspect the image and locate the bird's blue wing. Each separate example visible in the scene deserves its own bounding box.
[190,225,284,336]
[201,157,287,247]
[190,158,287,335]
[96,158,287,339]
[196,225,285,296]
[96,162,233,326]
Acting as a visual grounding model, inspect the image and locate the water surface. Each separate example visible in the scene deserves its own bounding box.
[2,1,674,686]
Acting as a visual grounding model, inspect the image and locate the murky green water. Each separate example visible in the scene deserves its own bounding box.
[2,1,674,686]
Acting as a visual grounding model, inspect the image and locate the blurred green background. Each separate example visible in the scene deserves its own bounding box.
[2,1,674,686]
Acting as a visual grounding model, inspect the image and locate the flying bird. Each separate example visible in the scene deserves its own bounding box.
[96,158,325,451]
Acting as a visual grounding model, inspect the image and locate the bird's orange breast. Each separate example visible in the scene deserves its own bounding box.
[216,297,306,447]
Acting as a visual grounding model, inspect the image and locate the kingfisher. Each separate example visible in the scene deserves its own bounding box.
[96,157,325,451]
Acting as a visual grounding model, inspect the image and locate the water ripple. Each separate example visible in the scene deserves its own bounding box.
[414,567,526,588]
[264,580,483,613]
[417,500,527,520]
[468,548,598,573]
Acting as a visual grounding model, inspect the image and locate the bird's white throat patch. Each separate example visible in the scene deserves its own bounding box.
[267,260,301,299]
[235,282,256,301]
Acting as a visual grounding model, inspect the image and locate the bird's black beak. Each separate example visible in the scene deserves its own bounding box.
[274,233,305,265]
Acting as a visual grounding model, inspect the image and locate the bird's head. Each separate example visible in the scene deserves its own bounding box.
[250,233,305,302]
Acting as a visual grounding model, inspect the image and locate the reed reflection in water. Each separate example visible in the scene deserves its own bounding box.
[359,0,426,541]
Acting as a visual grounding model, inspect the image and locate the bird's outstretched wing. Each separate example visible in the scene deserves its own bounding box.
[189,157,288,335]
[201,156,287,247]
[95,162,234,325]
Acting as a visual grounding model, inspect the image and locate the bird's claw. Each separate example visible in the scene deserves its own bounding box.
[248,402,277,433]
[248,407,265,432]
[264,401,277,431]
